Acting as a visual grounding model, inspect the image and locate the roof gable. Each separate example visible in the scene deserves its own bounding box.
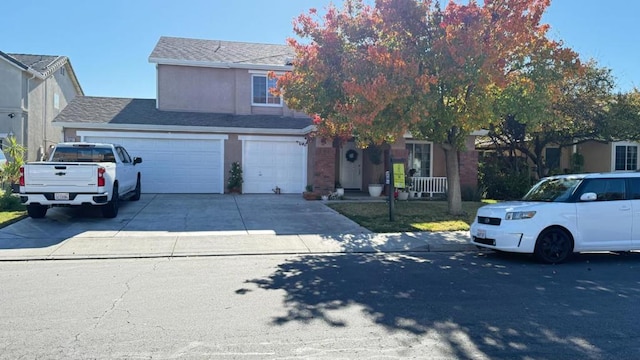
[0,51,84,95]
[149,36,294,70]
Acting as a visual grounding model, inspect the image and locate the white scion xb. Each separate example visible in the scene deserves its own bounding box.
[470,172,640,263]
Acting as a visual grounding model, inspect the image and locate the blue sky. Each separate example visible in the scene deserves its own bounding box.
[1,0,637,99]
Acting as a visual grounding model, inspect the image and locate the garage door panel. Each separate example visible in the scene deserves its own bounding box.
[243,139,306,194]
[85,136,223,194]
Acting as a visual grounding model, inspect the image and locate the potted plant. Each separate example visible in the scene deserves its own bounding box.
[227,161,243,193]
[335,181,344,197]
[1,136,26,193]
[303,184,319,200]
[368,174,384,197]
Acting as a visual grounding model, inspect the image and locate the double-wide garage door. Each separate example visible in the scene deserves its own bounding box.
[80,132,226,193]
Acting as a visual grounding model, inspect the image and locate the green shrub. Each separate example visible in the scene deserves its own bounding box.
[0,187,24,211]
[461,185,485,202]
[479,154,533,200]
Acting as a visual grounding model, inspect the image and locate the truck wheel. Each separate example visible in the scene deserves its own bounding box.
[102,185,119,218]
[131,177,141,201]
[26,204,48,218]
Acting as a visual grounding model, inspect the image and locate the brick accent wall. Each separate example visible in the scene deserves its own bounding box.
[459,149,479,188]
[313,147,336,194]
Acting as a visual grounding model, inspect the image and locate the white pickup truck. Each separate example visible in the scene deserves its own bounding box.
[19,142,143,219]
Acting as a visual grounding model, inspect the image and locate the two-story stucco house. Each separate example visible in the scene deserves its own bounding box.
[0,51,83,161]
[53,36,480,195]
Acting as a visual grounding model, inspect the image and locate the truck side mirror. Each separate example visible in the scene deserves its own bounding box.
[133,157,142,165]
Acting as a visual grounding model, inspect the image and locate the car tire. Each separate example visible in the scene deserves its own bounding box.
[131,176,141,201]
[26,204,47,218]
[102,185,119,218]
[534,228,573,264]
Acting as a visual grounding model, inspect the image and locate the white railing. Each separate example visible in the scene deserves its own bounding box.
[411,177,448,197]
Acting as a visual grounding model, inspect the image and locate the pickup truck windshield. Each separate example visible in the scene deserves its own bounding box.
[51,147,116,163]
[522,177,583,202]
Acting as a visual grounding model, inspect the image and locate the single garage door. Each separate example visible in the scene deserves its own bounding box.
[241,135,307,194]
[80,132,226,193]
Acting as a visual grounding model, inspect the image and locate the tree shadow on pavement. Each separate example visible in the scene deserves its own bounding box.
[243,251,640,359]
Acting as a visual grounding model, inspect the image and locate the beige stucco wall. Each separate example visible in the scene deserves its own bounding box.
[25,65,79,161]
[1,60,79,161]
[157,65,308,118]
[0,59,25,149]
[577,141,612,173]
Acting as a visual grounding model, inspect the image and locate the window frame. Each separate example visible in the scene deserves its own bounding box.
[251,74,282,107]
[612,141,639,171]
[406,141,433,177]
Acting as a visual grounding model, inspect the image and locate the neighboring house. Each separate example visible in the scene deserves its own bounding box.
[0,51,83,161]
[577,140,640,173]
[478,138,640,178]
[53,36,480,195]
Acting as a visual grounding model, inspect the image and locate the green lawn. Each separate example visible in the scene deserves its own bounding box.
[0,189,27,228]
[328,200,495,233]
[0,210,27,227]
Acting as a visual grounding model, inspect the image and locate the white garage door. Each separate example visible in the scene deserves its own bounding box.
[241,136,307,194]
[80,132,226,193]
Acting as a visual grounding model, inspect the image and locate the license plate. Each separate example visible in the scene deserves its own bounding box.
[476,229,486,239]
[54,192,69,201]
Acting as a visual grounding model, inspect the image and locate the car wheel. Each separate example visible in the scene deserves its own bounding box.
[26,204,47,218]
[534,228,573,264]
[102,185,119,218]
[131,176,141,201]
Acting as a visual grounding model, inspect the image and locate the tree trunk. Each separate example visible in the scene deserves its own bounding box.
[444,146,463,215]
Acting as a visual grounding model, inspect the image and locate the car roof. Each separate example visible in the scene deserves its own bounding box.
[544,172,640,180]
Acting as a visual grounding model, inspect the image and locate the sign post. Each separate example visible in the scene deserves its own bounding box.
[388,157,406,222]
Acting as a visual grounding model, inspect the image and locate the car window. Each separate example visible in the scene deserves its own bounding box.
[578,178,626,201]
[116,147,131,163]
[629,178,640,199]
[522,177,582,202]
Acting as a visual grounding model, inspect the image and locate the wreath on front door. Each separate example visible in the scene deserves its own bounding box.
[345,149,358,162]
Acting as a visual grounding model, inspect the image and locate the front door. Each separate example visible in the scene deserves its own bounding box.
[340,142,362,190]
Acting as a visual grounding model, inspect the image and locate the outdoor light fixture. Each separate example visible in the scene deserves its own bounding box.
[7,113,14,118]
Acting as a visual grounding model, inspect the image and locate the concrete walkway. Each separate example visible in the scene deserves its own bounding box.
[0,194,476,261]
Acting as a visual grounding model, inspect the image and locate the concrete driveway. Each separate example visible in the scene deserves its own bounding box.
[0,194,371,242]
[0,194,474,260]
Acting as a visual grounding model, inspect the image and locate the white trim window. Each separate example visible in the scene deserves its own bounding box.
[613,142,639,171]
[252,74,281,106]
[406,142,432,177]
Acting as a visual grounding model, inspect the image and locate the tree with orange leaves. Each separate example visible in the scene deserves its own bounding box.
[277,0,578,214]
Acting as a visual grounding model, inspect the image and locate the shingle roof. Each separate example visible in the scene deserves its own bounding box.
[53,96,313,131]
[1,52,66,77]
[0,51,84,94]
[149,36,294,68]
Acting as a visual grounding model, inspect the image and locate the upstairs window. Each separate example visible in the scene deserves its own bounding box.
[252,75,281,106]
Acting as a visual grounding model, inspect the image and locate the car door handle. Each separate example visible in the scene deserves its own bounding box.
[620,206,631,211]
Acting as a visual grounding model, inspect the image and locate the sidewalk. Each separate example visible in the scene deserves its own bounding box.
[0,230,476,261]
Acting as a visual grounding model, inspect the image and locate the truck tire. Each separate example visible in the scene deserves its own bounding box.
[26,204,48,218]
[102,185,119,218]
[131,176,141,201]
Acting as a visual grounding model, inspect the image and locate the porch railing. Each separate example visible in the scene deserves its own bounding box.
[410,176,448,197]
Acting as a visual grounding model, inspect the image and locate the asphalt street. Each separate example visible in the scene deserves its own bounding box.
[1,251,639,359]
